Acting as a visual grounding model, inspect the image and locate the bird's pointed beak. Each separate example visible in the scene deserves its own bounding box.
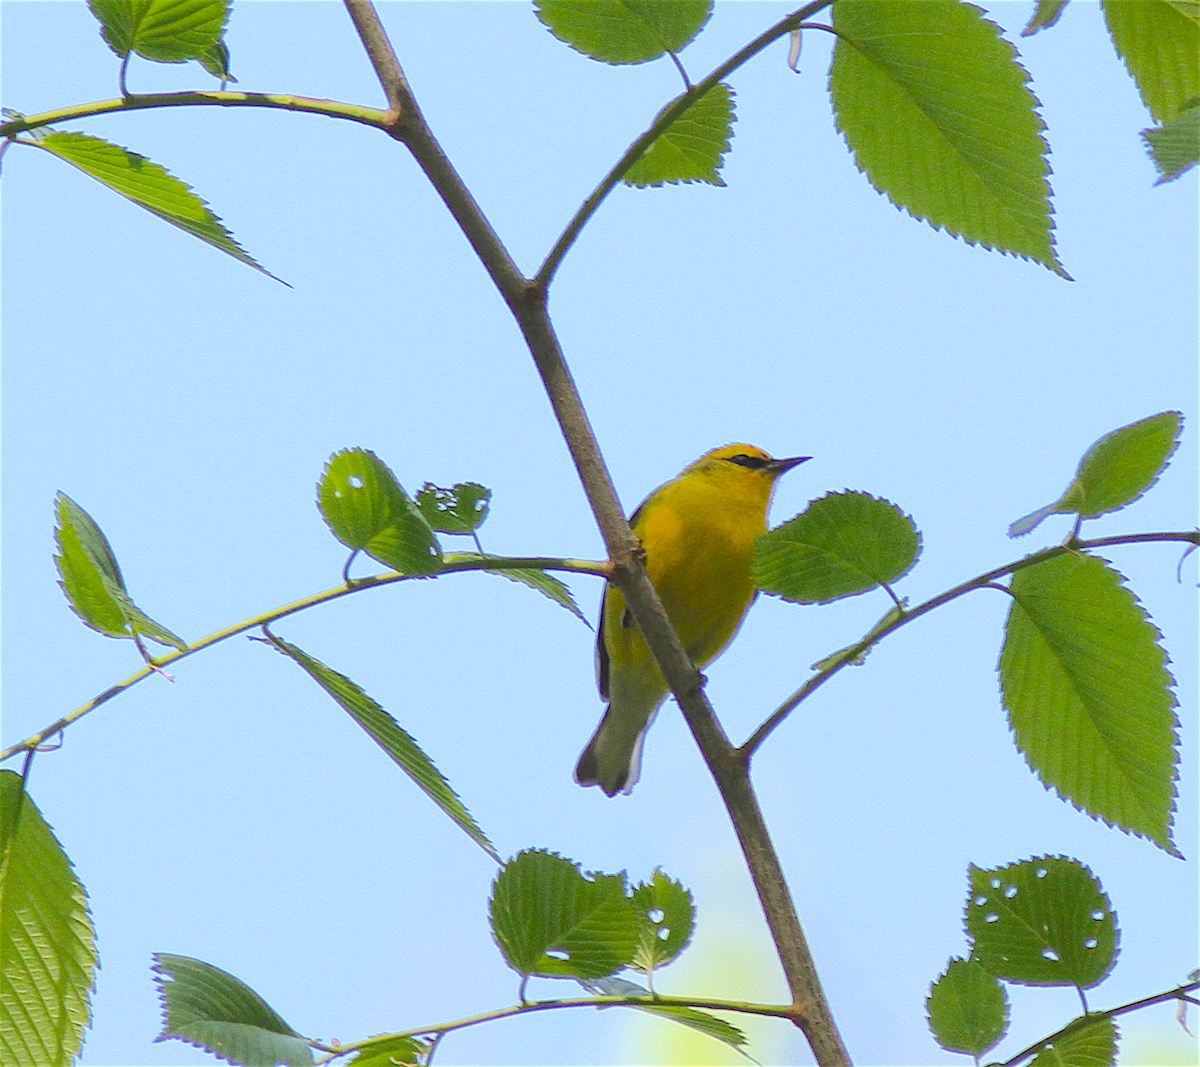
[767,455,811,476]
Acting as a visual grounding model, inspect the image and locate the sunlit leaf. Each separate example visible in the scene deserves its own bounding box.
[534,0,711,64]
[1142,97,1200,182]
[416,482,491,534]
[87,0,229,64]
[623,82,736,188]
[1102,0,1200,123]
[630,869,694,974]
[1030,1015,1119,1067]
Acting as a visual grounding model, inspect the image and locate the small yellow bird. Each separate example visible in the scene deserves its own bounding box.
[575,444,809,796]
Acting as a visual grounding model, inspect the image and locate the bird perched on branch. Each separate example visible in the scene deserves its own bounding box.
[575,443,809,796]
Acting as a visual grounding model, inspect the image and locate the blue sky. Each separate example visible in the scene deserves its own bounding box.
[2,3,1197,1065]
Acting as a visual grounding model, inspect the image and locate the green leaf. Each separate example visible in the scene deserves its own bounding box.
[197,38,236,83]
[415,482,491,534]
[534,0,712,65]
[753,490,921,604]
[1030,1016,1119,1067]
[580,976,746,1049]
[630,869,694,974]
[317,449,443,576]
[482,566,588,622]
[266,635,497,861]
[967,857,1118,989]
[53,492,187,649]
[1143,96,1200,182]
[489,850,640,980]
[623,82,736,188]
[1009,411,1183,536]
[152,953,313,1067]
[348,1035,429,1067]
[0,772,97,1067]
[830,0,1066,276]
[1102,0,1200,123]
[87,0,229,64]
[1022,0,1071,36]
[1000,552,1180,854]
[926,957,1009,1056]
[35,132,280,281]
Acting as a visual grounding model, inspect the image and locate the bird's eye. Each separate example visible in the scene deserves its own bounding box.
[727,454,769,469]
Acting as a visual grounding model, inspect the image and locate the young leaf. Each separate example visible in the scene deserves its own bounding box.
[483,567,588,622]
[534,0,712,65]
[348,1035,430,1067]
[88,0,230,64]
[35,132,280,281]
[830,0,1065,276]
[415,482,491,534]
[966,857,1119,990]
[1030,1015,1119,1067]
[152,953,313,1066]
[1022,0,1071,36]
[1142,97,1200,183]
[1000,552,1180,854]
[630,869,694,974]
[489,850,640,980]
[926,957,1009,1056]
[623,82,736,188]
[0,771,97,1067]
[197,39,236,83]
[1102,0,1200,124]
[579,976,746,1050]
[266,635,497,861]
[1009,411,1183,535]
[753,490,920,604]
[318,449,443,576]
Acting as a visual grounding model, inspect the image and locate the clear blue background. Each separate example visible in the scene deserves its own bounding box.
[2,3,1196,1065]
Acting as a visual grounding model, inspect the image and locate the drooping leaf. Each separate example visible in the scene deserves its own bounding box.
[317,449,443,576]
[1142,96,1200,182]
[483,566,588,622]
[0,772,97,1067]
[830,0,1066,276]
[753,490,920,604]
[926,957,1009,1056]
[534,0,712,64]
[1009,411,1183,536]
[35,132,279,281]
[1102,0,1200,123]
[623,82,736,188]
[1000,552,1180,853]
[415,482,491,534]
[266,635,496,860]
[1030,1015,1119,1067]
[87,0,229,64]
[579,976,746,1049]
[630,869,694,974]
[347,1035,430,1067]
[152,953,313,1067]
[967,857,1118,990]
[1022,0,1071,35]
[489,850,640,980]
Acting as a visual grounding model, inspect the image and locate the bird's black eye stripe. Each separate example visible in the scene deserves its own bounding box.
[726,454,770,469]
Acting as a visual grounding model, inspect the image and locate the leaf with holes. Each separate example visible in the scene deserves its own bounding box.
[1030,1015,1119,1067]
[534,0,712,64]
[623,82,736,188]
[416,482,491,534]
[753,491,920,604]
[1000,552,1180,854]
[966,857,1118,989]
[926,957,1009,1056]
[489,850,639,980]
[630,869,694,974]
[1102,0,1199,123]
[87,0,229,64]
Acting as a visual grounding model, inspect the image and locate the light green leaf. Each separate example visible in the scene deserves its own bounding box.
[967,857,1118,989]
[753,490,920,604]
[1030,1016,1119,1067]
[1000,552,1180,854]
[630,869,694,974]
[152,953,313,1067]
[534,0,712,64]
[483,566,588,622]
[1008,411,1183,536]
[0,772,97,1067]
[197,38,236,83]
[87,0,229,63]
[1022,0,1071,36]
[1143,96,1200,182]
[36,132,280,281]
[347,1035,429,1066]
[623,82,736,188]
[489,850,640,980]
[926,957,1009,1056]
[830,0,1065,276]
[1102,0,1200,123]
[581,976,746,1049]
[267,635,496,861]
[416,482,491,534]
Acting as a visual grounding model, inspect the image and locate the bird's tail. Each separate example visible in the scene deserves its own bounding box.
[574,699,661,797]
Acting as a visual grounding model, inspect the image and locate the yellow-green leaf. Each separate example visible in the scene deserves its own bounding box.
[623,82,736,188]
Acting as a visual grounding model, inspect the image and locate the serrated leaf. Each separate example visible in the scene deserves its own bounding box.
[53,492,187,649]
[266,635,496,860]
[348,1035,429,1067]
[1010,412,1183,535]
[1000,552,1180,853]
[415,482,491,534]
[318,449,443,576]
[580,976,747,1048]
[489,850,640,979]
[534,0,712,65]
[967,857,1118,990]
[88,0,229,63]
[753,490,921,604]
[197,38,236,82]
[831,0,1065,276]
[483,567,587,622]
[1102,0,1200,124]
[0,772,97,1067]
[152,953,313,1067]
[630,870,694,974]
[1030,1015,1119,1067]
[624,82,736,188]
[1143,97,1200,182]
[926,957,1009,1056]
[1022,0,1071,36]
[35,132,279,281]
